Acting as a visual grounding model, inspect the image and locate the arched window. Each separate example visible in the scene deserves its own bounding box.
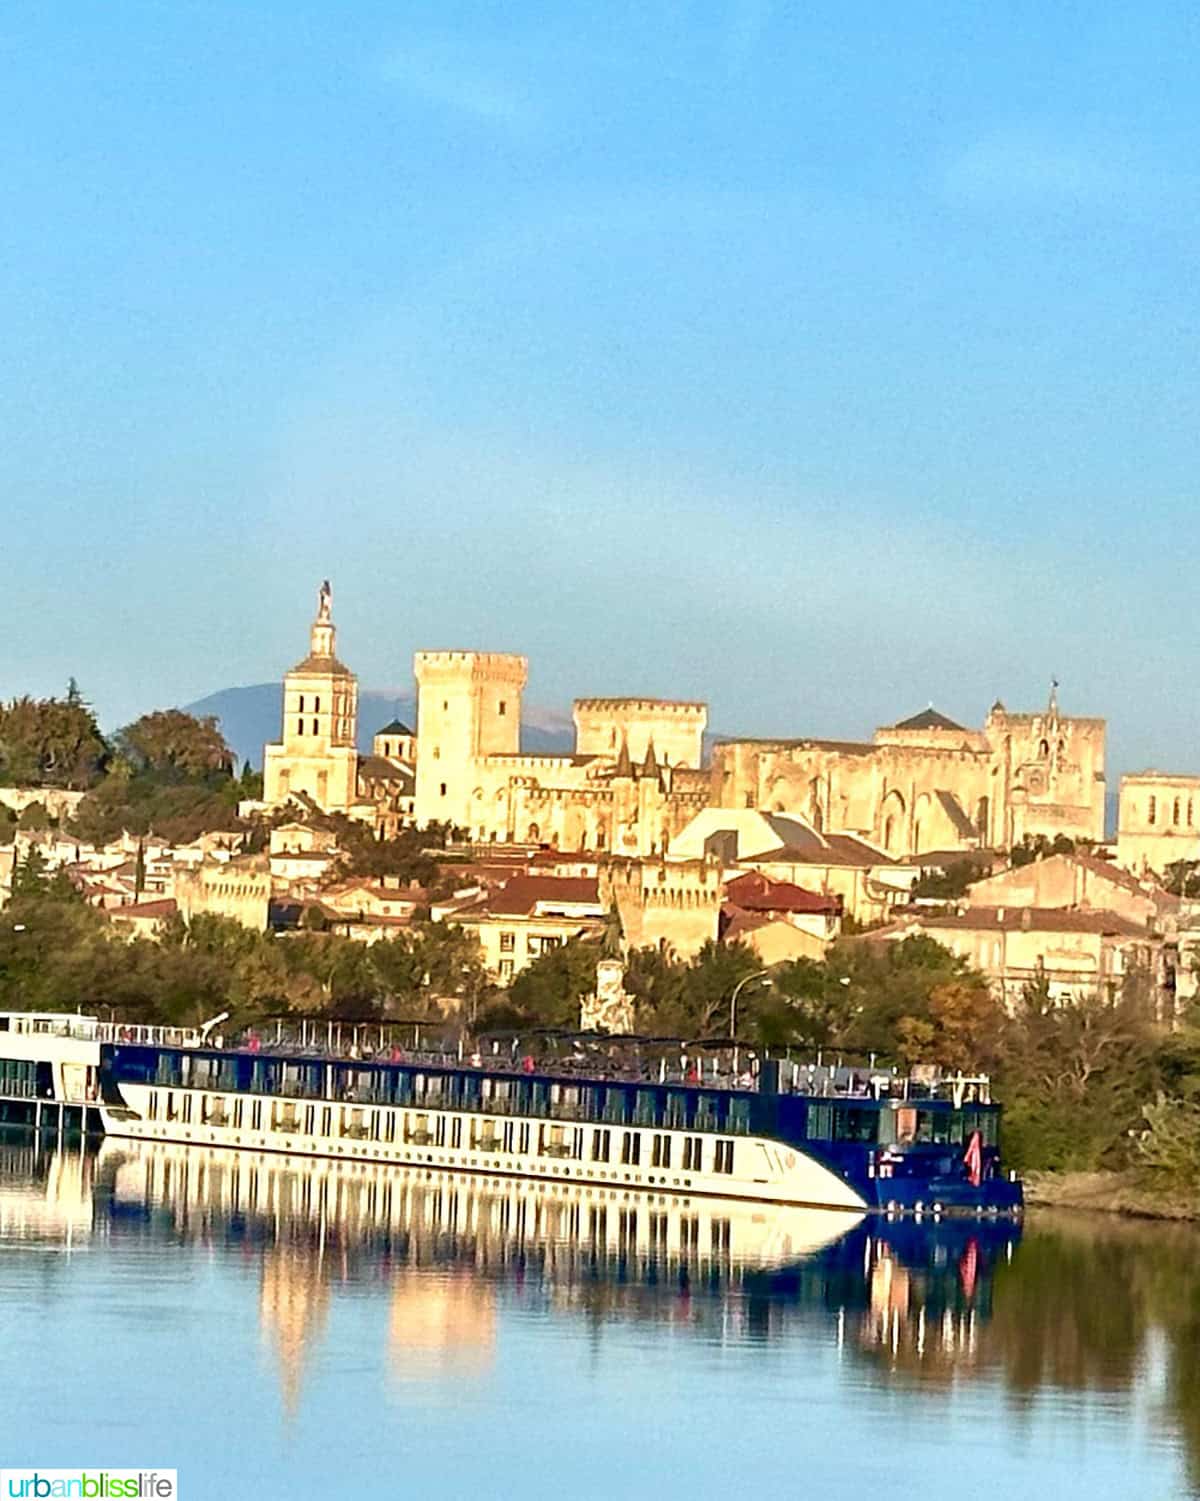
[884,815,895,851]
[1039,739,1050,759]
[1149,795,1157,826]
[527,823,540,842]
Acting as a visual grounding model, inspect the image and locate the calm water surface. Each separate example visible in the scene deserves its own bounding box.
[1,1136,1197,1500]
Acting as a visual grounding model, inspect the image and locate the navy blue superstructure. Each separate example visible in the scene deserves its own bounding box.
[98,1032,1023,1218]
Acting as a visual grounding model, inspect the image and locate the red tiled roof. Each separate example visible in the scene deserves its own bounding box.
[918,905,1149,939]
[724,870,840,915]
[458,874,602,918]
[112,899,178,920]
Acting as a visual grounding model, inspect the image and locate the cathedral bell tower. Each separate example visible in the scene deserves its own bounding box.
[263,581,361,813]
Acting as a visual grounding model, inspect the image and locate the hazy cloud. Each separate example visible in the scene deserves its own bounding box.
[379,39,534,129]
[940,130,1145,211]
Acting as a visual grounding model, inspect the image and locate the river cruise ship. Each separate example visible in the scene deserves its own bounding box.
[0,1013,1022,1218]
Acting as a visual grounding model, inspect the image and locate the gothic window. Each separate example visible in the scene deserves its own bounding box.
[1039,739,1050,759]
[884,815,895,850]
[1149,796,1157,826]
[527,824,540,841]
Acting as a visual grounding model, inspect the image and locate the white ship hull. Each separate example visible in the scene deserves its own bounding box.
[100,1080,871,1214]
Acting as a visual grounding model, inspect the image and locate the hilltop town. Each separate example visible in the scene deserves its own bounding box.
[3,580,1200,1020]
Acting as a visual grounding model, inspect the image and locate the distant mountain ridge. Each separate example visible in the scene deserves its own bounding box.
[183,684,576,770]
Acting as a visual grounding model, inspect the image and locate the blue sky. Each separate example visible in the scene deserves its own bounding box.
[3,1,1199,775]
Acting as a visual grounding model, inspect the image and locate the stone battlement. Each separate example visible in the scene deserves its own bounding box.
[574,697,706,715]
[415,650,529,681]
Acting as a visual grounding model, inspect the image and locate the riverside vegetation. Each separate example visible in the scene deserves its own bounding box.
[3,688,1199,1214]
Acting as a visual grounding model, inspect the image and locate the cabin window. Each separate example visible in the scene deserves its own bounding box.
[621,1131,642,1166]
[517,1122,530,1153]
[147,1090,158,1121]
[714,1140,735,1174]
[407,1112,431,1145]
[602,1087,628,1125]
[807,1103,833,1140]
[651,1134,671,1169]
[233,1099,244,1130]
[451,1119,463,1149]
[503,1121,515,1153]
[251,1101,263,1131]
[832,1106,878,1143]
[728,1099,751,1135]
[665,1092,688,1129]
[320,1107,331,1137]
[694,1094,720,1131]
[592,1128,611,1162]
[305,1106,315,1136]
[619,1209,638,1246]
[711,1218,732,1252]
[682,1137,703,1172]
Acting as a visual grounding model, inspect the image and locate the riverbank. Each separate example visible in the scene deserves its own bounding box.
[1024,1169,1200,1221]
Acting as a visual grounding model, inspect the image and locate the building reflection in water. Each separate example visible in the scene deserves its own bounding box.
[6,1136,1200,1487]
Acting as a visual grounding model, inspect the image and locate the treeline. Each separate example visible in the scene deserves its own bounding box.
[6,861,1200,1196]
[0,688,261,844]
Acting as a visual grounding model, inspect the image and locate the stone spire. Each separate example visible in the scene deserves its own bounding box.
[639,738,662,788]
[309,579,336,660]
[613,734,634,780]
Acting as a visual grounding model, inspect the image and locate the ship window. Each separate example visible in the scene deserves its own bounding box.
[451,1118,463,1148]
[714,1139,735,1174]
[592,1128,611,1162]
[694,1093,721,1131]
[807,1103,833,1140]
[621,1131,642,1166]
[651,1134,671,1169]
[518,1122,530,1153]
[147,1090,158,1121]
[728,1098,751,1135]
[832,1106,878,1143]
[634,1090,657,1126]
[665,1092,688,1129]
[602,1087,629,1125]
[682,1136,703,1172]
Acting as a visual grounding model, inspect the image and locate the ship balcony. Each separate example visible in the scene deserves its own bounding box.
[406,1130,434,1146]
[474,1136,503,1153]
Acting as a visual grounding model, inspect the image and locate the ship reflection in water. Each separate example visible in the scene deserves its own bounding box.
[4,1136,1200,1499]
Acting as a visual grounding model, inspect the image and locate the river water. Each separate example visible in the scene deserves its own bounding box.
[0,1136,1196,1499]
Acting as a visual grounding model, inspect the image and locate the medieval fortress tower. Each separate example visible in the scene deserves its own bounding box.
[263,584,1108,862]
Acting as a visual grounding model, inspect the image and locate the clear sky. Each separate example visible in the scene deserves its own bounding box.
[4,1,1198,776]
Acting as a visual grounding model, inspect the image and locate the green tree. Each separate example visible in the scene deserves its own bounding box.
[116,710,234,777]
[0,691,109,789]
[506,938,601,1028]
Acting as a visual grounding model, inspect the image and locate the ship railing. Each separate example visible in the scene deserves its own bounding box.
[8,1015,101,1042]
[99,1022,202,1049]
